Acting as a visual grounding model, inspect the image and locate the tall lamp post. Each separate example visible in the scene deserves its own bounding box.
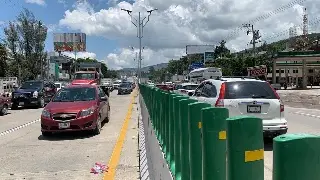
[121,8,157,83]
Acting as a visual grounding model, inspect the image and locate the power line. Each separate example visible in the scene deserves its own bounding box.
[243,24,261,61]
[221,0,306,44]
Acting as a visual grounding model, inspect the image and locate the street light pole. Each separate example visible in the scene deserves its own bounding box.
[121,8,157,83]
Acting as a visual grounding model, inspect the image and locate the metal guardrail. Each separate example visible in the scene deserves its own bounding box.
[139,83,320,180]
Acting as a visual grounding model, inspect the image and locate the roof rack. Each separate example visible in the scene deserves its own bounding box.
[216,76,259,80]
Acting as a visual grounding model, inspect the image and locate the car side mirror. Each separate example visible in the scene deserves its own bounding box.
[100,96,108,101]
[188,92,194,96]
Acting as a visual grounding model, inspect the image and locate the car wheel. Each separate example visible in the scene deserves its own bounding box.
[11,103,18,110]
[0,104,8,115]
[105,106,110,123]
[42,131,52,137]
[93,114,102,135]
[38,97,45,108]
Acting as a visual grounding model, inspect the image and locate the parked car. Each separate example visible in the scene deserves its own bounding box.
[40,84,110,136]
[11,80,57,109]
[190,77,287,138]
[118,83,132,95]
[0,95,11,115]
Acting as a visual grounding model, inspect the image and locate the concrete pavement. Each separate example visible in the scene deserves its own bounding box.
[0,90,139,180]
[264,106,320,180]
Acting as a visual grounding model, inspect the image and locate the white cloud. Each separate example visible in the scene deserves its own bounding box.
[25,0,46,6]
[59,0,320,69]
[62,51,97,59]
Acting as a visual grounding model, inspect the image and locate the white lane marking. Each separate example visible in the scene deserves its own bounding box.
[286,106,320,112]
[0,119,40,137]
[293,112,320,119]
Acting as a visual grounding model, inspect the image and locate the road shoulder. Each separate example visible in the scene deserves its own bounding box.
[114,95,139,180]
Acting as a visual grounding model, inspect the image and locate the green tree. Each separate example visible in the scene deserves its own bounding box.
[0,43,7,76]
[4,8,48,81]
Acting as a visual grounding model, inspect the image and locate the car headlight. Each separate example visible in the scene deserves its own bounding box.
[33,91,38,98]
[41,109,50,118]
[79,107,95,117]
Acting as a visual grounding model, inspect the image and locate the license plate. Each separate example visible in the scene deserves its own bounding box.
[58,122,70,129]
[19,102,24,106]
[247,105,261,113]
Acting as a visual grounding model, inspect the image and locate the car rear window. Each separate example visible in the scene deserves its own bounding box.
[225,81,277,99]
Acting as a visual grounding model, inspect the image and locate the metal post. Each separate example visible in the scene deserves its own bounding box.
[138,12,142,83]
[121,8,157,84]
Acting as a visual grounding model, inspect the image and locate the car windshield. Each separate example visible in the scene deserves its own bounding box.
[20,81,43,89]
[74,73,95,79]
[55,83,61,88]
[52,87,96,102]
[225,81,278,99]
[119,83,130,88]
[183,85,198,90]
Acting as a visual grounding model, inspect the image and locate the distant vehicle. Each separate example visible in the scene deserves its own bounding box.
[113,80,122,90]
[190,76,287,138]
[174,83,198,95]
[11,80,57,109]
[71,62,102,85]
[41,84,110,136]
[188,67,222,83]
[54,82,68,91]
[118,83,132,95]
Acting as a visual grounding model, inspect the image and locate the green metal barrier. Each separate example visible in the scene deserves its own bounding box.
[201,107,228,180]
[167,94,179,165]
[171,96,189,177]
[188,102,211,180]
[138,84,319,180]
[179,99,197,180]
[226,116,264,180]
[273,133,320,180]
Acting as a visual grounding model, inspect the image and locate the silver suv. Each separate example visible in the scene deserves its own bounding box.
[190,77,287,138]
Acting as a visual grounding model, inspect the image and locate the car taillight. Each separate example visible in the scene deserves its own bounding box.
[267,82,284,112]
[215,83,226,107]
[280,104,284,112]
[267,82,280,99]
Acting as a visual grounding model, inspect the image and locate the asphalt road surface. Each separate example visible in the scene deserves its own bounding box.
[264,106,320,180]
[0,91,139,180]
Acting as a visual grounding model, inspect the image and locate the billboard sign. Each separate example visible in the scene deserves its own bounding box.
[53,33,86,52]
[247,65,267,76]
[186,45,215,55]
[204,52,215,62]
[189,62,204,71]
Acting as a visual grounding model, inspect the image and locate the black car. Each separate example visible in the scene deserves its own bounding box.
[11,80,57,109]
[118,83,132,95]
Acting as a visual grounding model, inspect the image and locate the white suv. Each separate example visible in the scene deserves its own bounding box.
[190,77,287,138]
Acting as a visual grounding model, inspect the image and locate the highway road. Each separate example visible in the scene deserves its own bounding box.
[0,89,319,180]
[264,106,320,180]
[0,91,139,180]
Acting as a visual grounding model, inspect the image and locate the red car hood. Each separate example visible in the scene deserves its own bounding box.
[71,79,97,85]
[46,101,97,113]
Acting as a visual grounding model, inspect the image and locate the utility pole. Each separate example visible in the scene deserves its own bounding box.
[130,46,139,76]
[243,24,261,61]
[121,8,157,83]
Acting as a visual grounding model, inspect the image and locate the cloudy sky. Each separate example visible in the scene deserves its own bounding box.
[0,0,319,69]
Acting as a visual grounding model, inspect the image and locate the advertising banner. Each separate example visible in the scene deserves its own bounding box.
[53,33,86,52]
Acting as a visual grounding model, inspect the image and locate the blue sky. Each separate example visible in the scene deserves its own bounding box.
[0,0,314,69]
[0,0,120,63]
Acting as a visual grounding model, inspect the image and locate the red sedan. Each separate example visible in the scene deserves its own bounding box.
[41,84,110,136]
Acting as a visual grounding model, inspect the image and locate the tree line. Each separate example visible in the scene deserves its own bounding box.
[147,33,320,82]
